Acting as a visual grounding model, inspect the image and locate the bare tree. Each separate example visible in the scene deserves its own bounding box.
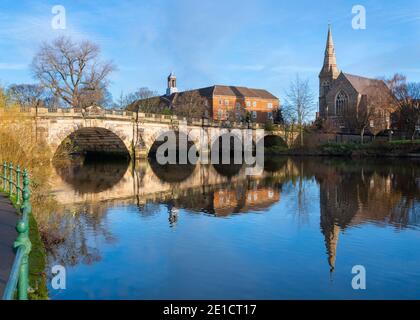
[284,75,315,146]
[8,84,45,108]
[386,74,420,140]
[344,83,395,143]
[131,87,160,113]
[173,90,208,119]
[31,36,115,109]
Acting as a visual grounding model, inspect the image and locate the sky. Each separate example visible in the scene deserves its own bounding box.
[0,0,419,104]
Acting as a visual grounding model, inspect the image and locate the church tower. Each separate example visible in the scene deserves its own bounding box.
[166,72,178,96]
[319,25,340,118]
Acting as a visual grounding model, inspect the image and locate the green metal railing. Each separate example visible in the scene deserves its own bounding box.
[1,161,32,300]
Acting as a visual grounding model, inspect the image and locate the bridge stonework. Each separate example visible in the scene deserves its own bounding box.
[17,107,298,160]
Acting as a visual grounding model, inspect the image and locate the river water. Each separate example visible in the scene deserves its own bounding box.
[46,157,420,299]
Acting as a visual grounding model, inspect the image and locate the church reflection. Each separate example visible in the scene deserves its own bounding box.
[301,158,420,273]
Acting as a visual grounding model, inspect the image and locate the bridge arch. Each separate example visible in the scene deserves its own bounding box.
[53,126,132,160]
[257,133,288,151]
[145,128,201,162]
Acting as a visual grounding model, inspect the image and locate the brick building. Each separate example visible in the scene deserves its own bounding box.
[135,73,281,123]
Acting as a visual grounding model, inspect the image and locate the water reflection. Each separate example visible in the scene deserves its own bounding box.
[47,157,420,299]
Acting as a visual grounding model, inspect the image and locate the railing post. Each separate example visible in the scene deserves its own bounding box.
[14,169,31,300]
[2,161,6,191]
[9,162,13,197]
[16,166,21,205]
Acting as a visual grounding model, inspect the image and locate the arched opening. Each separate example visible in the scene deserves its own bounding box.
[322,80,330,96]
[210,132,244,164]
[259,135,287,153]
[54,127,131,162]
[148,131,198,164]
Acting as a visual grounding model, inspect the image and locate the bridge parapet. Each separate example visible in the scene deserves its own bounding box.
[14,106,285,132]
[18,107,135,121]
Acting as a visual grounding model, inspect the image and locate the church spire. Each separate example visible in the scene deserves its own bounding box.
[320,25,339,79]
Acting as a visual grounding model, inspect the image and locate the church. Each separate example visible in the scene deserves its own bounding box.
[318,26,394,133]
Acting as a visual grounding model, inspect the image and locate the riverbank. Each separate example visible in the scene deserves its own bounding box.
[265,140,420,158]
[8,193,48,300]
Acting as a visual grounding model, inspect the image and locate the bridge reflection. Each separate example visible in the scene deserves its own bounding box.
[46,157,420,274]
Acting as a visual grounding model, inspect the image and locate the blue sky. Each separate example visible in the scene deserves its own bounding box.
[0,0,419,103]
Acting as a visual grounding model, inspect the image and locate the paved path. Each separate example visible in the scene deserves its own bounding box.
[0,194,17,298]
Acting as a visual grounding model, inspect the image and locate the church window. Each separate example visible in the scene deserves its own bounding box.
[335,91,348,115]
[322,81,330,95]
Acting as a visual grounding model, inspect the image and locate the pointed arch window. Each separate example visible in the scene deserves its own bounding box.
[335,91,348,115]
[322,80,330,96]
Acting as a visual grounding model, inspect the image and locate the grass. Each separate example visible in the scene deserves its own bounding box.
[319,140,420,157]
[265,138,420,157]
[389,139,420,145]
[2,190,48,300]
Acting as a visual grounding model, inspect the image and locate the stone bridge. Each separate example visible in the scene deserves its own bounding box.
[15,106,298,160]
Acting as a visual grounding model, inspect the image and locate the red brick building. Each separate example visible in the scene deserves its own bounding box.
[159,73,281,123]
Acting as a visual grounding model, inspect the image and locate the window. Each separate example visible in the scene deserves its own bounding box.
[267,103,273,109]
[219,99,222,105]
[224,99,229,106]
[322,80,330,96]
[246,101,251,107]
[253,101,257,107]
[267,112,273,120]
[335,91,348,115]
[218,109,223,119]
[252,111,257,119]
[236,102,241,110]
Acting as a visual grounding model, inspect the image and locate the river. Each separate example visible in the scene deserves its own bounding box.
[46,157,420,299]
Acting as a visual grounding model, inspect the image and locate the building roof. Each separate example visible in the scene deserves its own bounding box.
[343,73,390,96]
[174,85,277,100]
[127,84,279,112]
[212,85,278,100]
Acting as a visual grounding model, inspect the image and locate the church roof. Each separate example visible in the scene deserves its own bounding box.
[342,73,390,96]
